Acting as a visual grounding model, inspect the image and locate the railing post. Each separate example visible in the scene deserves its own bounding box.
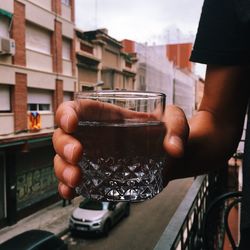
[154,169,228,250]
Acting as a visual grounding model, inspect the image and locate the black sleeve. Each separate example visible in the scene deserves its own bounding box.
[190,0,250,65]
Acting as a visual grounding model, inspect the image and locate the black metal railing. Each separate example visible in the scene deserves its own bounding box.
[154,175,208,250]
[154,169,232,250]
[202,191,242,250]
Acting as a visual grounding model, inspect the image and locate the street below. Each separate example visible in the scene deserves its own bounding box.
[62,177,193,250]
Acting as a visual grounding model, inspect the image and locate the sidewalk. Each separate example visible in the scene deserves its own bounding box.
[0,196,83,244]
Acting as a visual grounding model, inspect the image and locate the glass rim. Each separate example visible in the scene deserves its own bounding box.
[75,90,166,100]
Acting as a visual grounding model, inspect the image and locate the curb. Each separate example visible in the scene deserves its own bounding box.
[57,228,69,238]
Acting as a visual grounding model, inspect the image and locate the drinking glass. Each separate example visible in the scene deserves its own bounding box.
[74,90,166,201]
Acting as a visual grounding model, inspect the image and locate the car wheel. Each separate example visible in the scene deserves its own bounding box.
[70,229,76,237]
[102,220,111,237]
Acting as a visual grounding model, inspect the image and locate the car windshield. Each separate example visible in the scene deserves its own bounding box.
[79,199,109,210]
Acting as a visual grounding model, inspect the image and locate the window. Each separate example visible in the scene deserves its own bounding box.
[140,75,145,86]
[80,43,93,54]
[62,38,71,60]
[82,85,94,91]
[61,0,70,6]
[0,16,10,38]
[26,22,51,55]
[125,61,132,68]
[0,85,11,112]
[63,92,72,102]
[27,88,52,112]
[28,103,50,111]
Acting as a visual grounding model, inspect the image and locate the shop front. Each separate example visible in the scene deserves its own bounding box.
[0,152,7,228]
[0,135,59,228]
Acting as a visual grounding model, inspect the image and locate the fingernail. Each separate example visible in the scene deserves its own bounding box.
[59,182,72,198]
[169,136,183,151]
[62,168,73,187]
[64,144,75,161]
[60,113,69,131]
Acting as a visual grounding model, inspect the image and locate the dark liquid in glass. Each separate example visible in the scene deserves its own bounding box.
[74,121,167,201]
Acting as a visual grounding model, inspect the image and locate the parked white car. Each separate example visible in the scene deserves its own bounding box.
[69,199,130,236]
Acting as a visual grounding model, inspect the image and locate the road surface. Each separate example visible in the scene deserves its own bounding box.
[63,177,193,250]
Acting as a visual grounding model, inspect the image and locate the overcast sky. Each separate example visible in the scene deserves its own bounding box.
[75,0,204,43]
[75,0,206,77]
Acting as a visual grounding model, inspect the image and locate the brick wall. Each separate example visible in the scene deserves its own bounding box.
[13,73,27,131]
[70,0,75,22]
[53,79,63,115]
[179,43,193,70]
[11,1,26,66]
[51,0,61,15]
[51,20,62,73]
[122,39,135,53]
[166,43,193,71]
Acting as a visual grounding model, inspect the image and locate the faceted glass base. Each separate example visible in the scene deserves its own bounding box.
[75,156,166,202]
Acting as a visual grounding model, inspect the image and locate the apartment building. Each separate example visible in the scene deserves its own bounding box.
[0,0,76,227]
[133,42,174,104]
[122,40,197,118]
[167,43,197,118]
[75,28,137,91]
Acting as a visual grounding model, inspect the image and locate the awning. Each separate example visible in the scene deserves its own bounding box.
[0,8,13,19]
[0,136,52,148]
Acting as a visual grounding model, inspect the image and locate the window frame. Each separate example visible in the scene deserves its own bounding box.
[27,103,51,112]
[27,103,51,113]
[0,85,11,113]
[62,37,71,60]
[0,15,11,39]
[27,88,53,113]
[26,22,51,55]
[61,0,70,6]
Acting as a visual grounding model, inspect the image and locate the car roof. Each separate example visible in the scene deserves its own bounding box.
[0,229,66,250]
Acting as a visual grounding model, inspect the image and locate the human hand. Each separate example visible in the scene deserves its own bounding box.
[53,101,189,199]
[53,101,83,199]
[161,105,190,181]
[162,105,189,158]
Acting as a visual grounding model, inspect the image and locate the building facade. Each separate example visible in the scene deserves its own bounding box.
[0,0,76,227]
[0,2,202,228]
[75,29,137,91]
[172,68,196,118]
[135,43,174,105]
[167,43,197,118]
[122,40,198,118]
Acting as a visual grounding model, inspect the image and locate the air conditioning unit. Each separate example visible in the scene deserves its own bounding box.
[0,37,16,55]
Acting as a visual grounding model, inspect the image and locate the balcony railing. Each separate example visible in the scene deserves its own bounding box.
[154,168,235,250]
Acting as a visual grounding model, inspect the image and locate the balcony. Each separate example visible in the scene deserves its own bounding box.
[154,155,242,250]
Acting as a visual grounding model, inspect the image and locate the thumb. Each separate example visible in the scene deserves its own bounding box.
[163,105,189,158]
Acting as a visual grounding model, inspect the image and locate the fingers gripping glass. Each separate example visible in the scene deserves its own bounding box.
[74,90,166,202]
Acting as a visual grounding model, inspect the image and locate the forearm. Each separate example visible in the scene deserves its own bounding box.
[168,110,244,179]
[189,111,242,174]
[168,65,250,180]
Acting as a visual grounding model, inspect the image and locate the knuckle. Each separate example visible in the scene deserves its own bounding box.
[52,128,62,144]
